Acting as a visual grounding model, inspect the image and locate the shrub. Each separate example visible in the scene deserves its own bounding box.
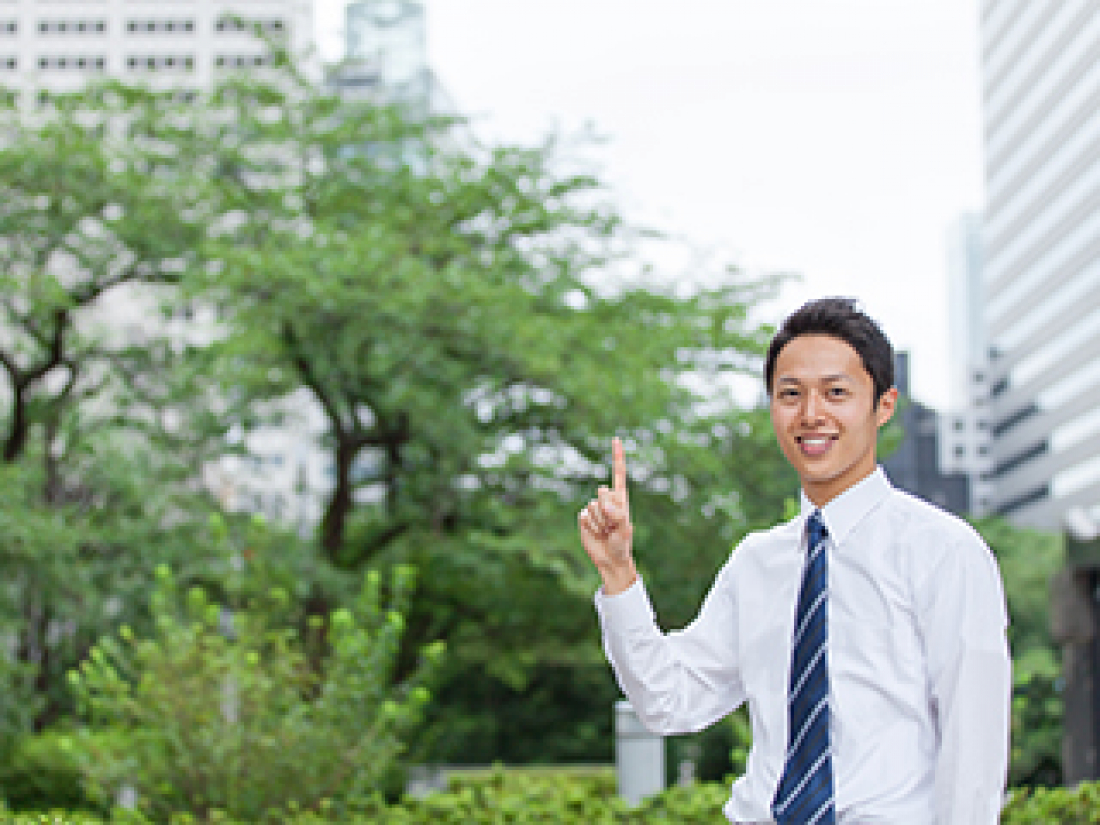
[0,730,104,813]
[1001,781,1100,823]
[67,563,442,821]
[12,778,1100,822]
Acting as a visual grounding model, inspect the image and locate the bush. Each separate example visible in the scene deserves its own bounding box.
[9,778,1100,823]
[1001,781,1100,823]
[67,563,443,821]
[0,730,104,813]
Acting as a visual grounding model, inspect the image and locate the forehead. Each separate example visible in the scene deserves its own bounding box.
[772,334,869,383]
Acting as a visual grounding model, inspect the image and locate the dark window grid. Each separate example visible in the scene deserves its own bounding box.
[37,20,107,34]
[216,18,285,34]
[127,20,195,34]
[55,56,104,71]
[216,54,269,69]
[127,55,195,72]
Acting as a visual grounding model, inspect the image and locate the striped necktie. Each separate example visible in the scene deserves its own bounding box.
[772,509,836,825]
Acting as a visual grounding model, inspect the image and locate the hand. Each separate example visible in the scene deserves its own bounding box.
[578,437,637,595]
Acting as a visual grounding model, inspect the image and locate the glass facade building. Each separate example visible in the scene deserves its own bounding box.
[978,0,1100,528]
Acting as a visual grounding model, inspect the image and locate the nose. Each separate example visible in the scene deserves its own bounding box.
[800,389,825,424]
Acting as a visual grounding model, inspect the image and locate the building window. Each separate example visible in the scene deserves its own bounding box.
[216,53,270,70]
[127,54,196,73]
[37,20,108,35]
[126,19,196,35]
[216,16,287,36]
[2,21,17,35]
[992,401,1039,437]
[2,57,15,71]
[991,439,1049,479]
[995,484,1050,517]
[37,55,106,73]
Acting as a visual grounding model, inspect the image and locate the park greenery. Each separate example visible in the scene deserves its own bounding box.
[0,40,1074,821]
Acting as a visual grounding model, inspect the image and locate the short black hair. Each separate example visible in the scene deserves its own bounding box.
[764,297,895,402]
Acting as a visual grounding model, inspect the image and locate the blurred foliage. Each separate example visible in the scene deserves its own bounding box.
[68,562,440,821]
[0,46,791,770]
[12,771,1100,824]
[174,45,792,763]
[0,729,104,815]
[1001,780,1100,823]
[0,78,259,734]
[8,775,1100,824]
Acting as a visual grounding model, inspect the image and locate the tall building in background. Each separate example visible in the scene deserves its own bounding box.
[0,0,313,95]
[883,352,972,517]
[977,0,1100,529]
[940,214,993,516]
[326,0,447,113]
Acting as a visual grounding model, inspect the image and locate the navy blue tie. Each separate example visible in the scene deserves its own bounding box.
[772,510,836,825]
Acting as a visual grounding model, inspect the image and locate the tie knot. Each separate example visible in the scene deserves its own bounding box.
[807,510,828,550]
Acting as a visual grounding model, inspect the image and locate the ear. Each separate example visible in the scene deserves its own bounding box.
[874,387,899,428]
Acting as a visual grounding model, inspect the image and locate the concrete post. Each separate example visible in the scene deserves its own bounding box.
[615,699,665,805]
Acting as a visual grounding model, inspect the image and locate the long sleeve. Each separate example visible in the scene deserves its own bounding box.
[595,569,747,736]
[915,532,1012,824]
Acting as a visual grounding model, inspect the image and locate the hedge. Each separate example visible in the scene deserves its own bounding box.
[5,774,1100,823]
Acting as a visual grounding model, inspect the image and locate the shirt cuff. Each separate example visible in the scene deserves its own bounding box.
[594,576,657,630]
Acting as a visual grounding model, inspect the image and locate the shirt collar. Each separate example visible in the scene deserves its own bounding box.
[798,466,892,546]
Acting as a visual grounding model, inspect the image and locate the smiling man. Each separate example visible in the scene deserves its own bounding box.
[579,297,1011,824]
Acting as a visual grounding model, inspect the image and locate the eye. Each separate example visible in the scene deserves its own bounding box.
[776,387,801,402]
[827,386,849,399]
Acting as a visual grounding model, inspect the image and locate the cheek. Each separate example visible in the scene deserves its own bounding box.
[770,404,795,430]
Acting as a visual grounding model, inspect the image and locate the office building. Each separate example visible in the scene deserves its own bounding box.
[327,0,449,115]
[978,0,1100,528]
[0,0,313,96]
[883,352,972,517]
[940,214,993,516]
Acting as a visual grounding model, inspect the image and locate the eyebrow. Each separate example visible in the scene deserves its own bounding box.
[775,374,854,385]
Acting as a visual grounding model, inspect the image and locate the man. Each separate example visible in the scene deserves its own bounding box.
[578,297,1010,823]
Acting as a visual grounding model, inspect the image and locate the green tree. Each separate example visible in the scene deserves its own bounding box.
[185,61,792,762]
[973,516,1064,787]
[0,80,262,735]
[2,49,793,770]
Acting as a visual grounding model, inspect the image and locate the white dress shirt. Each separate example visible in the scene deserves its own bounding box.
[595,467,1011,824]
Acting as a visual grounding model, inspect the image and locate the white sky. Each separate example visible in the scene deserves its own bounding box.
[314,0,986,410]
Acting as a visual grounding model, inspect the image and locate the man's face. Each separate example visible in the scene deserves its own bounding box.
[769,334,897,506]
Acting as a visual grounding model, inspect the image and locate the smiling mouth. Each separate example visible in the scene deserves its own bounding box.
[796,435,837,455]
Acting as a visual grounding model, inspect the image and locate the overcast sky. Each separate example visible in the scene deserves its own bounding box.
[314,0,985,410]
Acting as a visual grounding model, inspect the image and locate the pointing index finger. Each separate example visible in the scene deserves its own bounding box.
[612,436,627,495]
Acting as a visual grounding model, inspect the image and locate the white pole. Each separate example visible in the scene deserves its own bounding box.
[614,699,665,805]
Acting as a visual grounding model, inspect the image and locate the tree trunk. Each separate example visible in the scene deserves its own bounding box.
[320,436,354,560]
